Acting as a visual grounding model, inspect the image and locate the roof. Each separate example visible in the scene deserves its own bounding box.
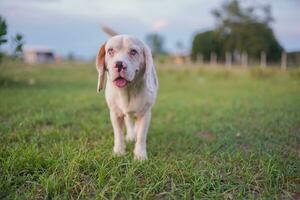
[23,45,54,53]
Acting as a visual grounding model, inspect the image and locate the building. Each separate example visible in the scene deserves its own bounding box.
[23,45,57,63]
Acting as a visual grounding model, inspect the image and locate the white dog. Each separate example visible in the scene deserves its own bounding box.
[96,35,158,160]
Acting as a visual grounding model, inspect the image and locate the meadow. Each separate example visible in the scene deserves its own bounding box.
[0,61,300,199]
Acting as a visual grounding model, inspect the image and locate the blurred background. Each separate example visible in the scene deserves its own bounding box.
[0,0,300,67]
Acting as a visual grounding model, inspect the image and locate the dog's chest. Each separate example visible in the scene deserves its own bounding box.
[106,88,151,117]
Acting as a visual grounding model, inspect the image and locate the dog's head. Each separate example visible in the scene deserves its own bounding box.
[96,35,154,92]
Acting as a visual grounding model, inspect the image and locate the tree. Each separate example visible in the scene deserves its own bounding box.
[11,33,25,58]
[191,0,283,62]
[175,41,183,51]
[67,52,75,61]
[213,0,282,61]
[0,16,8,62]
[191,30,223,61]
[145,33,165,56]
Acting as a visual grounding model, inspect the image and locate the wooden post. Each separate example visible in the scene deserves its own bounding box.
[260,51,266,68]
[236,51,241,65]
[225,52,232,69]
[241,52,248,68]
[210,52,217,66]
[281,52,287,71]
[197,53,203,65]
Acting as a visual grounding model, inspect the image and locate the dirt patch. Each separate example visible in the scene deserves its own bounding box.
[290,124,300,135]
[195,131,215,141]
[288,178,300,200]
[35,121,54,132]
[237,143,250,153]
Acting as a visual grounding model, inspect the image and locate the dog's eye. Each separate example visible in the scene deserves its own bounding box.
[107,48,114,56]
[129,49,138,56]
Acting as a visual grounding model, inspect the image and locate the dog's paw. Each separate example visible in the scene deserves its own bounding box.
[134,147,148,161]
[113,146,125,156]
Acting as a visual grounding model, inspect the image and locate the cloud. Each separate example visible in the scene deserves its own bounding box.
[152,19,168,31]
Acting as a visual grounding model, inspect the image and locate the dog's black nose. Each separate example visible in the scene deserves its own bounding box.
[115,61,123,72]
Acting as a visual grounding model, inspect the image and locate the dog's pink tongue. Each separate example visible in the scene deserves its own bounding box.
[115,79,127,88]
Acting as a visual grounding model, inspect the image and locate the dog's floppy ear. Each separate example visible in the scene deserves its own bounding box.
[143,43,158,92]
[96,43,106,92]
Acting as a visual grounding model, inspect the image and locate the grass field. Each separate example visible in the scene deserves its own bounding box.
[0,61,300,199]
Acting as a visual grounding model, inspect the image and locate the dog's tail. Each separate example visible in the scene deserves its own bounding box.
[101,25,118,37]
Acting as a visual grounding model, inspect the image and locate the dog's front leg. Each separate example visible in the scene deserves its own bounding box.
[110,111,125,155]
[134,111,151,160]
[125,114,136,142]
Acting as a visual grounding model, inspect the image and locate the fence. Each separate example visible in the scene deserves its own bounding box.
[192,51,300,70]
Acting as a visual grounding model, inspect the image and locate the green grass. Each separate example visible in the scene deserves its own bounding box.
[0,61,300,199]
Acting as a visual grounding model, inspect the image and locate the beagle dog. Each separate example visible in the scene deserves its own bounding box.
[96,35,158,160]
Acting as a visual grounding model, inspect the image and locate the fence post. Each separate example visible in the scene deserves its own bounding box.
[225,52,232,69]
[210,52,217,66]
[242,52,248,68]
[260,51,266,68]
[281,52,287,71]
[197,53,203,65]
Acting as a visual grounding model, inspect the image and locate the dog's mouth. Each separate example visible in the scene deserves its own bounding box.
[114,77,128,88]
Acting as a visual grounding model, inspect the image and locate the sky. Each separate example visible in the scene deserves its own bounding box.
[1,0,300,59]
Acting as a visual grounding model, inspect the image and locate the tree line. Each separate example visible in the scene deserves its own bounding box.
[191,0,282,63]
[146,0,286,65]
